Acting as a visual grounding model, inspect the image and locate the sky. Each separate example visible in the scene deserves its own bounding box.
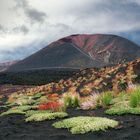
[0,0,140,62]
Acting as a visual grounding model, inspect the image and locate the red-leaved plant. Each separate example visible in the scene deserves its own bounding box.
[38,101,62,111]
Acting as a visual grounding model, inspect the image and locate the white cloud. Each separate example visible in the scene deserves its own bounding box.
[0,0,140,61]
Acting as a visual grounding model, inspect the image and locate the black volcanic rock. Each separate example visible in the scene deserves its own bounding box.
[8,34,140,71]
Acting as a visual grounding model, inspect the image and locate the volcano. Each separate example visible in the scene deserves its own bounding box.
[8,34,140,71]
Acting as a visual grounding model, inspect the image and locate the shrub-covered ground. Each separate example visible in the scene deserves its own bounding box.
[1,58,140,139]
[0,85,140,139]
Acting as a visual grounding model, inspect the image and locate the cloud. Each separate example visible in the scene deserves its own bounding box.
[0,24,6,34]
[0,0,140,62]
[25,8,46,23]
[119,30,140,45]
[13,25,29,34]
[0,41,45,62]
[15,0,47,23]
[0,24,29,35]
[0,25,4,31]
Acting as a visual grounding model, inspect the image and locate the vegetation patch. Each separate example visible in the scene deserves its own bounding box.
[53,116,118,134]
[106,106,140,115]
[25,112,68,122]
[0,109,25,116]
[63,94,80,110]
[25,110,52,117]
[38,101,63,111]
[129,87,140,108]
[98,91,113,108]
[13,105,37,111]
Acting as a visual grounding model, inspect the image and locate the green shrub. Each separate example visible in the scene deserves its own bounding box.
[53,116,118,134]
[35,96,48,105]
[73,97,80,108]
[105,106,130,115]
[63,96,80,110]
[105,103,140,115]
[110,92,128,105]
[66,97,73,107]
[25,110,52,117]
[130,88,140,108]
[14,105,37,111]
[0,109,25,116]
[33,93,44,99]
[15,97,35,106]
[99,92,113,107]
[25,112,68,122]
[64,96,72,108]
[5,102,17,107]
[130,108,140,114]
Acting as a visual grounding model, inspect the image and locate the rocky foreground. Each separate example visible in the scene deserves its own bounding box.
[0,108,139,140]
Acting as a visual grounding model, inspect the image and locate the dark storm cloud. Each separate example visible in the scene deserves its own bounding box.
[15,0,47,23]
[25,8,46,23]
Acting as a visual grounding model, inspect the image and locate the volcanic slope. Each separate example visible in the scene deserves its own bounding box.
[8,34,140,71]
[10,58,140,97]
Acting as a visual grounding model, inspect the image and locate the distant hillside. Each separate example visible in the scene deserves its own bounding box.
[0,61,18,72]
[8,34,140,71]
[0,68,78,85]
